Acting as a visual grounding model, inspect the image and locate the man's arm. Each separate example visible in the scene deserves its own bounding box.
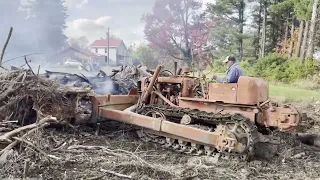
[216,68,237,83]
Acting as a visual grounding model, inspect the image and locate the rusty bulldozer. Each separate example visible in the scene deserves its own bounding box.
[81,65,301,160]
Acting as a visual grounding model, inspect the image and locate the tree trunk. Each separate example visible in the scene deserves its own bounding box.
[238,0,245,61]
[261,2,267,58]
[306,0,319,59]
[288,17,295,57]
[271,14,277,49]
[254,0,262,60]
[295,20,304,57]
[284,17,289,43]
[300,20,310,63]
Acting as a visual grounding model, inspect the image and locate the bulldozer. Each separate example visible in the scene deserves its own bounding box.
[86,65,301,160]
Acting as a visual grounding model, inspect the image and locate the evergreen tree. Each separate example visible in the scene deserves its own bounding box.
[207,0,247,61]
[26,0,68,55]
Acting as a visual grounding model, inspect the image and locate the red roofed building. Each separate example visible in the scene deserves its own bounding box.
[89,38,128,65]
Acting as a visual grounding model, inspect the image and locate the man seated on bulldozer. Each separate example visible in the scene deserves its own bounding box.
[212,56,245,83]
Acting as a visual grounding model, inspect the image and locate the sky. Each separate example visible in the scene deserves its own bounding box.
[63,0,211,47]
[63,0,156,47]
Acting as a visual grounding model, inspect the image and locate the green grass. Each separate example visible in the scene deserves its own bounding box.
[202,70,320,102]
[269,85,320,102]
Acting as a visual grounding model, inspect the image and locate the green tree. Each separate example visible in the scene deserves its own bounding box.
[271,0,313,61]
[133,45,159,69]
[207,0,247,61]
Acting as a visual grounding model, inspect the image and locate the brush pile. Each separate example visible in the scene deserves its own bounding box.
[0,67,91,125]
[0,67,92,171]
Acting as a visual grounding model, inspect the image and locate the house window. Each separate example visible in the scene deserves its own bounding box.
[95,48,98,53]
[105,48,107,53]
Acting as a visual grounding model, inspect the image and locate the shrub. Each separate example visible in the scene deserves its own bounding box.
[209,53,320,86]
[248,53,319,83]
[210,58,227,73]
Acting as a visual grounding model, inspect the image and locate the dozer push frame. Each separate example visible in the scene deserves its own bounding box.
[88,65,301,160]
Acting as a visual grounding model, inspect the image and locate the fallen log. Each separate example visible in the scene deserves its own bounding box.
[297,133,320,147]
[0,118,53,156]
[0,116,57,143]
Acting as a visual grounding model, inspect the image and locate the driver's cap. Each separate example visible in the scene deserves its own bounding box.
[223,56,236,63]
[223,56,230,63]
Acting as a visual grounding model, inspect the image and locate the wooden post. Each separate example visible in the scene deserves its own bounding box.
[174,61,177,75]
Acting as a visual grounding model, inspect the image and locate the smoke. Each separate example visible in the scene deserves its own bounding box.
[0,0,67,68]
[90,78,115,95]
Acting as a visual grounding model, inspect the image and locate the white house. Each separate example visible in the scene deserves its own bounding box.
[89,38,128,66]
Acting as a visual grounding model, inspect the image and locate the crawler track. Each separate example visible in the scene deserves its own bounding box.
[135,104,260,161]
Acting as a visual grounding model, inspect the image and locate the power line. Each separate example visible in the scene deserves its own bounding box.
[2,53,44,64]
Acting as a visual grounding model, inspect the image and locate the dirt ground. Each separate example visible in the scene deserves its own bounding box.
[1,102,320,180]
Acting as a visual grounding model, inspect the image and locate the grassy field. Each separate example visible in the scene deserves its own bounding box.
[269,84,320,102]
[204,71,320,102]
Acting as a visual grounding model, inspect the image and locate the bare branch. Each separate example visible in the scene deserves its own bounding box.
[100,168,132,179]
[0,27,13,65]
[24,56,37,77]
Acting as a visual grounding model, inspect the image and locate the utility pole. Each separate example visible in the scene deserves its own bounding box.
[107,28,110,65]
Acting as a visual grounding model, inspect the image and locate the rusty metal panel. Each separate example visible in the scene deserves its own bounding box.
[90,95,139,121]
[237,76,269,104]
[262,104,300,131]
[94,95,139,106]
[208,83,237,103]
[178,98,256,121]
[181,78,195,97]
[157,77,184,84]
[143,128,196,144]
[128,88,138,95]
[157,76,196,84]
[99,108,162,131]
[160,121,218,145]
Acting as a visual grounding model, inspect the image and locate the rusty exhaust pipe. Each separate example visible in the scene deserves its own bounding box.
[142,65,162,102]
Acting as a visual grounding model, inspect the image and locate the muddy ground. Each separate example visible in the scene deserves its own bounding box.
[1,102,320,180]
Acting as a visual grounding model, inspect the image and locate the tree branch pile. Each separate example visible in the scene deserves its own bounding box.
[0,68,91,126]
[0,67,92,159]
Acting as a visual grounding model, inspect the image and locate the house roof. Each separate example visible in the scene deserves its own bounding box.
[90,38,123,47]
[57,46,99,57]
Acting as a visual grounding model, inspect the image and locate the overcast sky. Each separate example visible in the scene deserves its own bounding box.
[64,0,156,46]
[63,0,210,46]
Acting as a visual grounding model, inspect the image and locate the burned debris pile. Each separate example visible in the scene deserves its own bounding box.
[43,65,152,95]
